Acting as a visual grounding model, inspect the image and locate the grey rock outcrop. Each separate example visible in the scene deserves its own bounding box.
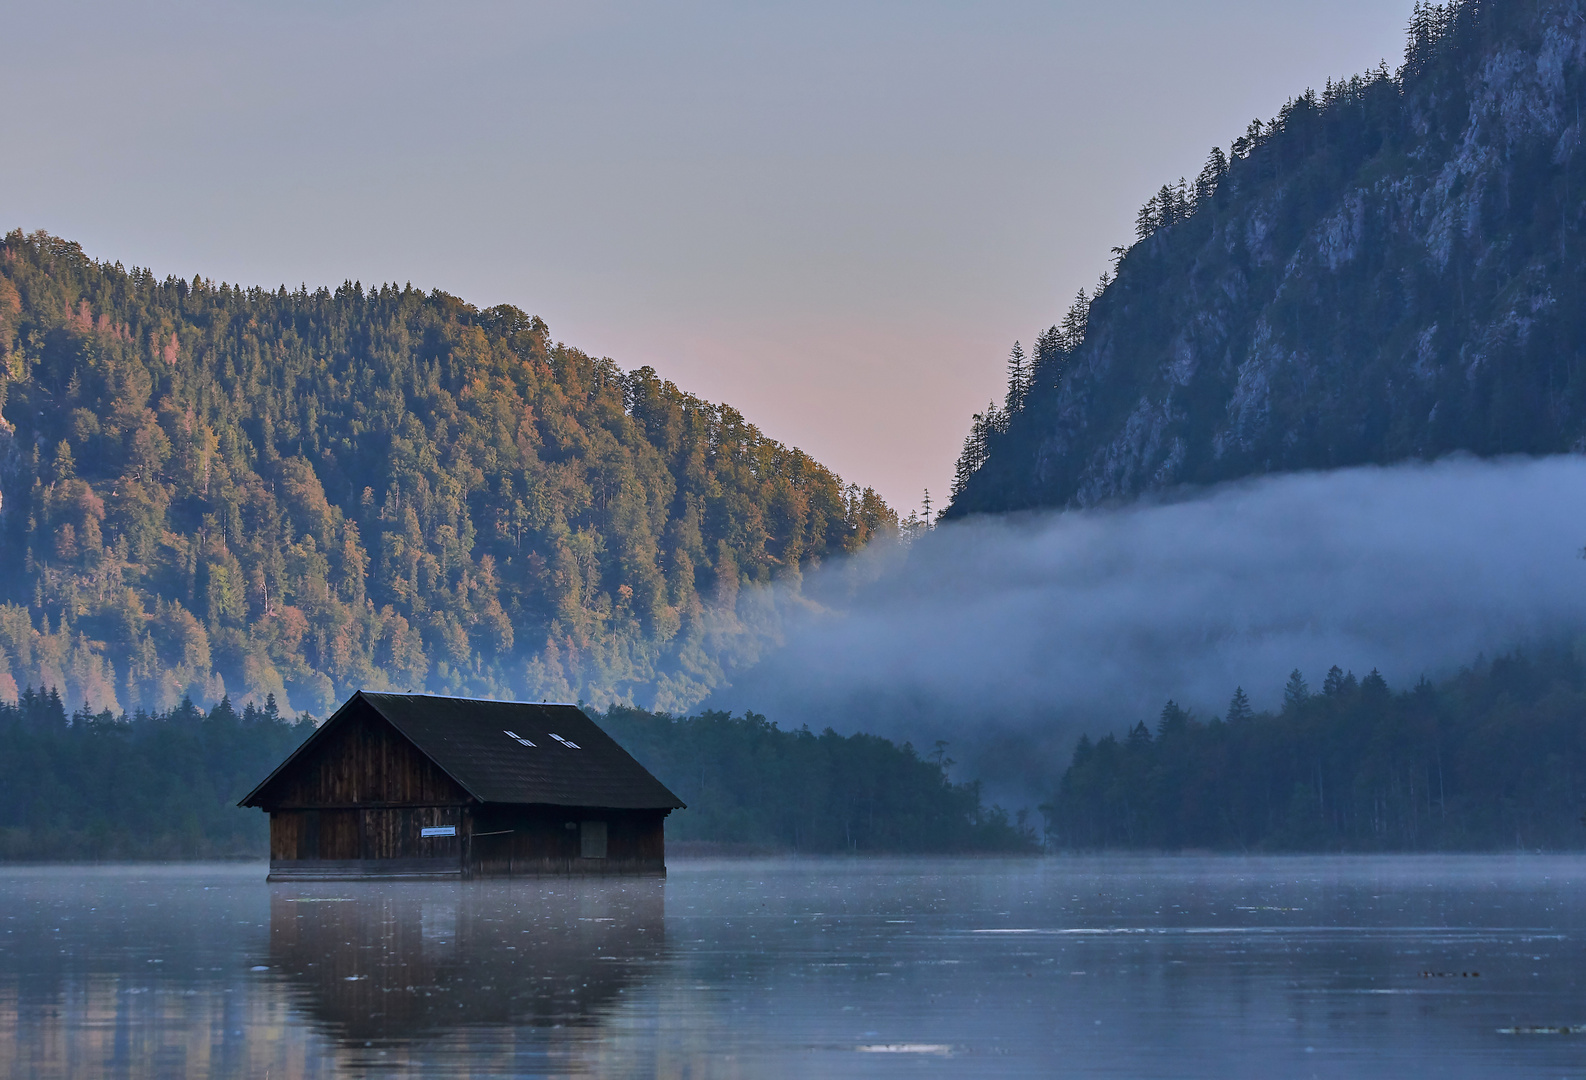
[952,0,1586,515]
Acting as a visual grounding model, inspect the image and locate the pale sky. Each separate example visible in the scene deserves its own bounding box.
[2,0,1413,513]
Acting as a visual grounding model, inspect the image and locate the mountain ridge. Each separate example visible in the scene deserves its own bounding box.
[949,0,1586,516]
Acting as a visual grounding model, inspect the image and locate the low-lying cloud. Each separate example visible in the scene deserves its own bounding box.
[708,455,1586,801]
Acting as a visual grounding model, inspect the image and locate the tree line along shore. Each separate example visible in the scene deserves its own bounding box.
[4,640,1585,858]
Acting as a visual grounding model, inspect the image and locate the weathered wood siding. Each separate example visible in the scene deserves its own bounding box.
[270,807,464,860]
[255,700,470,809]
[469,806,667,877]
[269,804,663,878]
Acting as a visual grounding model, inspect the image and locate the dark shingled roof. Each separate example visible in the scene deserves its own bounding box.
[243,692,684,810]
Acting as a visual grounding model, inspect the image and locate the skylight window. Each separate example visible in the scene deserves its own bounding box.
[503,730,536,747]
[548,733,581,749]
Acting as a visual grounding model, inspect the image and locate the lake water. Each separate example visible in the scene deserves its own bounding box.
[2,856,1584,1077]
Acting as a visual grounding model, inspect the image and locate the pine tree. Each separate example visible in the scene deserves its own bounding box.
[1231,118,1264,160]
[1071,733,1094,765]
[1034,325,1065,385]
[951,443,975,500]
[1283,669,1310,711]
[1157,700,1191,739]
[52,441,76,482]
[1194,147,1228,205]
[1226,686,1253,723]
[1005,342,1029,413]
[1135,197,1160,241]
[951,406,999,497]
[1404,1,1452,80]
[1060,289,1089,351]
[1028,290,1090,399]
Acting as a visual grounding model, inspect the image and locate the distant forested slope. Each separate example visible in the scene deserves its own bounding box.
[1044,644,1586,851]
[0,231,894,715]
[951,0,1586,516]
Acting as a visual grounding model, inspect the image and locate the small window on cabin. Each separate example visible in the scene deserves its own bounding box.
[549,733,581,749]
[580,820,607,859]
[503,730,535,746]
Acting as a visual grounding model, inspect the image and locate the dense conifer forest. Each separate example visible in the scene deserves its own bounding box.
[598,706,1035,853]
[9,643,1585,858]
[1044,645,1586,851]
[0,694,1034,859]
[950,0,1586,515]
[0,231,895,717]
[0,691,310,859]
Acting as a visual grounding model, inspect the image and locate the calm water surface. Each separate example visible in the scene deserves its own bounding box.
[2,856,1585,1077]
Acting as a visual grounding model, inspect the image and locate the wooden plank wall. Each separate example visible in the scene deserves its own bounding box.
[469,807,667,877]
[270,805,664,876]
[256,702,470,809]
[271,807,464,861]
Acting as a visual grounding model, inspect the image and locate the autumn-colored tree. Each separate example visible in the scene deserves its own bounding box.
[0,232,896,715]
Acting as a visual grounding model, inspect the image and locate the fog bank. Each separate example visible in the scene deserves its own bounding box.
[709,456,1586,799]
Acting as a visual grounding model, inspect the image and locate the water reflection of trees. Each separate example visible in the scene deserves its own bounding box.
[266,880,664,1046]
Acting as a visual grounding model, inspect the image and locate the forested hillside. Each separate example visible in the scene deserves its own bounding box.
[0,696,1033,859]
[951,0,1586,515]
[0,231,894,715]
[1044,644,1586,851]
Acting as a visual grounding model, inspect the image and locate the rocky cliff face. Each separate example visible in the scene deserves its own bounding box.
[951,0,1586,515]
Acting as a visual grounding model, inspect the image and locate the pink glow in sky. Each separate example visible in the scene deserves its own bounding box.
[1,0,1413,513]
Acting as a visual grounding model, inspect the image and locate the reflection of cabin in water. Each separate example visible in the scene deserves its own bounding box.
[267,882,664,1041]
[239,692,685,880]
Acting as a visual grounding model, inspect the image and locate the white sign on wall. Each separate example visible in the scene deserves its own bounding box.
[420,826,457,837]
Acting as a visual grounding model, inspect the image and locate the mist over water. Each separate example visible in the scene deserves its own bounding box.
[8,860,1586,1078]
[711,455,1586,799]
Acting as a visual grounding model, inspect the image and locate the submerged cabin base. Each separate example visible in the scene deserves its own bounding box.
[265,858,665,881]
[266,863,665,882]
[265,804,669,881]
[242,693,685,880]
[268,858,463,882]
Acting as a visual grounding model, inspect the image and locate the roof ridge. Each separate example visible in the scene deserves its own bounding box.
[361,691,584,707]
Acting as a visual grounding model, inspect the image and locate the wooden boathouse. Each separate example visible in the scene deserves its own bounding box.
[239,692,685,880]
